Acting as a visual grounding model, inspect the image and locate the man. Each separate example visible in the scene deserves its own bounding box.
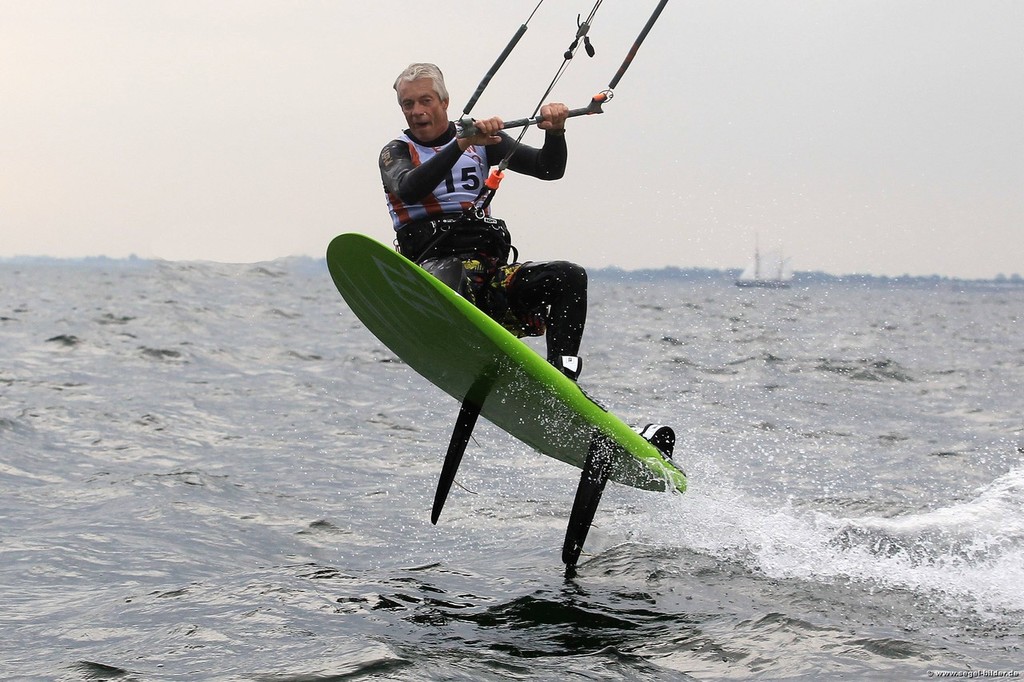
[379,63,588,381]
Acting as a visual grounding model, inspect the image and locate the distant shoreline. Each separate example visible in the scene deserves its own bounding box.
[589,266,1024,287]
[1,254,1021,286]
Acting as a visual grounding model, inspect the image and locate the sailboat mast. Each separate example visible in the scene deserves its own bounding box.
[753,233,761,280]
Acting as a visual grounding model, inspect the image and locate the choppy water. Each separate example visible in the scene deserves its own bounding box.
[2,257,1022,680]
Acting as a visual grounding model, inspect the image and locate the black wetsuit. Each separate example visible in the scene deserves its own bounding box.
[378,123,587,361]
[380,122,566,217]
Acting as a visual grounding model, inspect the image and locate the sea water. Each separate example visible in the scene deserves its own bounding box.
[1,258,1021,680]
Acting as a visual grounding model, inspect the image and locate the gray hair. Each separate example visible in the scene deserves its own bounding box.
[393,63,449,103]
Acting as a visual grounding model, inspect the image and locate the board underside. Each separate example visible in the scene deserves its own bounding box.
[326,233,686,493]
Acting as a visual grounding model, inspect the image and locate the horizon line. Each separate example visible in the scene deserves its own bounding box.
[2,253,1021,284]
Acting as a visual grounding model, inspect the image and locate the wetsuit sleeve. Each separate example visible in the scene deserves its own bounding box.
[489,131,567,181]
[379,139,464,204]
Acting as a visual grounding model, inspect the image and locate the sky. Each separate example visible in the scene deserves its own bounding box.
[2,1,1022,278]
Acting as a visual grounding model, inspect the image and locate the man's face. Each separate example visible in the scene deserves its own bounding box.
[397,78,450,142]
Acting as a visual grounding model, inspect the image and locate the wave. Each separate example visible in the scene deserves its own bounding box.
[613,465,1024,620]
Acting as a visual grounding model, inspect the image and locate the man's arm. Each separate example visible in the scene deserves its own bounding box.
[464,104,566,181]
[379,138,464,204]
[494,130,567,181]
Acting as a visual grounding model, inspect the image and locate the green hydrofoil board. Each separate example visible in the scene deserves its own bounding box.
[326,233,686,495]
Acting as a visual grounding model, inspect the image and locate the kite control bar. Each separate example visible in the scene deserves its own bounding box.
[457,91,610,139]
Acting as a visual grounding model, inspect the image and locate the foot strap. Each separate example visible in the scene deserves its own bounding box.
[554,355,583,381]
[633,423,676,458]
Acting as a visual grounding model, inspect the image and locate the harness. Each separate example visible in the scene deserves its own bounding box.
[395,212,517,265]
[396,213,545,337]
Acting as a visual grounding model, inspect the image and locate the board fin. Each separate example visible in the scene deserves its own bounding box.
[562,432,614,576]
[431,370,495,525]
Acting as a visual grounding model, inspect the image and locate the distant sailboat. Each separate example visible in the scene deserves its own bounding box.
[736,236,792,288]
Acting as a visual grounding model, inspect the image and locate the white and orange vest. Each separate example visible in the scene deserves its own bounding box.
[385,135,490,229]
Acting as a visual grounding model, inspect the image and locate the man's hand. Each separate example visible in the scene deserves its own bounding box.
[458,116,503,150]
[538,102,568,132]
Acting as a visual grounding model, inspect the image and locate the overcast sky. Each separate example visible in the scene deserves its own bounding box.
[2,1,1022,278]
